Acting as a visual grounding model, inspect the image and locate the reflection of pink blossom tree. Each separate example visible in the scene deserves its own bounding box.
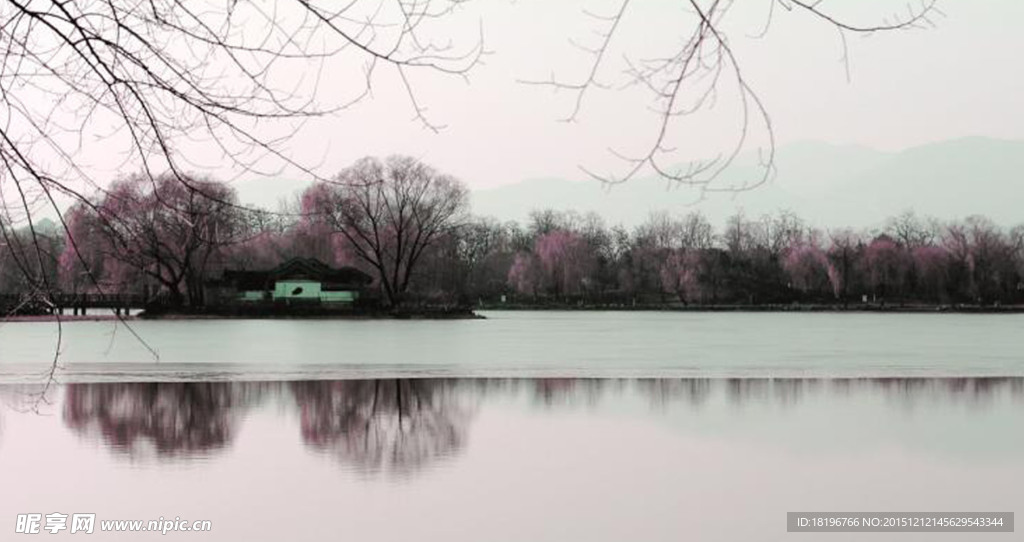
[63,382,249,459]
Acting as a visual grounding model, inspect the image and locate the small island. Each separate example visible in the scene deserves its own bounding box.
[135,257,476,319]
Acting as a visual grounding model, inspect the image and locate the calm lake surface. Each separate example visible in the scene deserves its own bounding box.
[1,311,1022,380]
[0,312,1021,540]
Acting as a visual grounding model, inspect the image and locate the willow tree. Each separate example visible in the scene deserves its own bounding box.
[304,156,469,307]
[65,173,242,306]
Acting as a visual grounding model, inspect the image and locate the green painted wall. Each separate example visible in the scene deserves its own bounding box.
[321,290,357,302]
[274,280,321,299]
[238,280,357,303]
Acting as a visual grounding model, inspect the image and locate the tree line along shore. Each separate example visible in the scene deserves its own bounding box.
[1,156,1022,317]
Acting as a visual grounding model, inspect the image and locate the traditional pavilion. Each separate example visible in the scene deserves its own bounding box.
[211,258,373,306]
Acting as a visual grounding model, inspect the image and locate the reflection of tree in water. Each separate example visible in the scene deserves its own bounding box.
[635,377,1024,408]
[529,378,615,408]
[637,378,713,408]
[35,377,1024,466]
[63,382,256,459]
[292,380,473,475]
[0,386,21,445]
[724,378,824,406]
[859,377,1024,407]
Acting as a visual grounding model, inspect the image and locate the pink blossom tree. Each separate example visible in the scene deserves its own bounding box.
[66,173,242,306]
[659,249,703,304]
[782,242,833,297]
[507,252,542,297]
[826,229,863,304]
[863,235,910,301]
[534,230,596,298]
[58,204,104,293]
[911,245,949,302]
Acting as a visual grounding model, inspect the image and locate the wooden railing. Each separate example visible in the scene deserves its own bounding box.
[0,293,162,316]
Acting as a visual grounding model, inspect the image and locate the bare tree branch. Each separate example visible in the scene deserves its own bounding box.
[523,0,939,193]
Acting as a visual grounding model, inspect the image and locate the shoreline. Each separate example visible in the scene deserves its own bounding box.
[138,311,485,321]
[135,305,484,320]
[475,303,1024,314]
[0,312,483,323]
[3,303,1023,322]
[0,315,138,323]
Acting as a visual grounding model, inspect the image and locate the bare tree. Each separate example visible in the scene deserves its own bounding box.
[827,227,862,304]
[305,155,469,307]
[0,0,483,303]
[523,0,939,190]
[79,172,243,306]
[887,210,939,248]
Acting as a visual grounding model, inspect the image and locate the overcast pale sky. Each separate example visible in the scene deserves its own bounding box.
[259,0,1023,189]
[17,0,1024,201]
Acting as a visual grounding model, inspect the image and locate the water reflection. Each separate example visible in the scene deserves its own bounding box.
[636,378,714,407]
[293,380,473,475]
[63,382,255,459]
[2,377,1022,542]
[529,378,619,407]
[634,377,1024,408]
[16,377,1022,470]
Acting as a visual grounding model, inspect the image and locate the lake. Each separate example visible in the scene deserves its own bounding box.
[0,312,1021,540]
[1,311,1022,380]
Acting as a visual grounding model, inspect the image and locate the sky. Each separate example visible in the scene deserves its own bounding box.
[6,0,1024,212]
[235,0,1024,188]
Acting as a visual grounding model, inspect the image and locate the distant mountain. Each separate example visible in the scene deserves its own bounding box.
[470,137,1024,229]
[231,138,1024,229]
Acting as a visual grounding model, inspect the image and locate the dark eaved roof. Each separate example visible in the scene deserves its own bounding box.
[221,258,373,290]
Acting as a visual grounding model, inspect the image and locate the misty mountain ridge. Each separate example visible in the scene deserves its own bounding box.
[470,137,1024,230]
[231,137,1023,230]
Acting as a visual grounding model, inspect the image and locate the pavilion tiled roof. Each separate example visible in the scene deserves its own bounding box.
[220,258,373,290]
